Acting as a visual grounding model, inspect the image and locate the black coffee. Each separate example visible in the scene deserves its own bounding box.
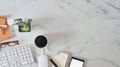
[35,35,47,48]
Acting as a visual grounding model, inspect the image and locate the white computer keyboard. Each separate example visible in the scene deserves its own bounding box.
[0,45,34,67]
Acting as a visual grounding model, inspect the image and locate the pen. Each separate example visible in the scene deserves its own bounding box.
[0,25,7,28]
[0,25,7,34]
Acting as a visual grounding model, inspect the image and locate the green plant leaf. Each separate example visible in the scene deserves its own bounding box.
[21,26,29,32]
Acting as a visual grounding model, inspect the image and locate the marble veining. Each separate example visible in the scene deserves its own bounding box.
[0,0,120,67]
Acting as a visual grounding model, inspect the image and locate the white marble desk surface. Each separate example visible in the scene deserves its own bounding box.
[0,0,120,67]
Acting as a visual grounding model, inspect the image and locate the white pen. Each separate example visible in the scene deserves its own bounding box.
[0,25,7,28]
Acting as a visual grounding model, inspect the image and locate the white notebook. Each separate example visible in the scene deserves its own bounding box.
[52,52,70,67]
[69,57,84,67]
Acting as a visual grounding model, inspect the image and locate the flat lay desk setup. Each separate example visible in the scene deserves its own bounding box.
[0,16,85,67]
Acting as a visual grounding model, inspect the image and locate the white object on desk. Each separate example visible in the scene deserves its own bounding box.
[70,58,84,67]
[7,18,14,26]
[69,57,84,67]
[38,55,48,67]
[0,45,34,67]
[52,52,70,67]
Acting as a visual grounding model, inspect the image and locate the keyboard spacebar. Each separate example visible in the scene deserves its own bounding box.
[20,62,37,67]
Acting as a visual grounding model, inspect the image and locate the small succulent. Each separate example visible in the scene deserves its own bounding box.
[21,25,30,32]
[14,18,32,32]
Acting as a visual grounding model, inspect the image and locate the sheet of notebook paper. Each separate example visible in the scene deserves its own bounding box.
[70,59,84,67]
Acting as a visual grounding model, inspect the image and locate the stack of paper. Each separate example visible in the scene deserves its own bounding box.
[52,52,71,67]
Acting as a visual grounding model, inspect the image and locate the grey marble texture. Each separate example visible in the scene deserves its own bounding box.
[0,0,120,67]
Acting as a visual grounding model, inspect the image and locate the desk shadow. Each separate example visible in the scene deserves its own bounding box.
[45,31,74,48]
[32,17,54,30]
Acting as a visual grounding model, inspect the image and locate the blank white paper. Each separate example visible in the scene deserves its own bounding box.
[70,59,84,67]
